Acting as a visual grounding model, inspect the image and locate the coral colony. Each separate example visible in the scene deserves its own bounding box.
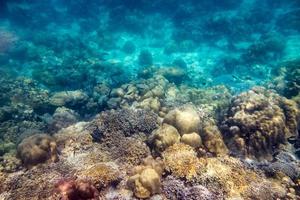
[0,0,300,199]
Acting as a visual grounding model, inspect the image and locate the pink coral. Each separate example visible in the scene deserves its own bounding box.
[54,179,99,200]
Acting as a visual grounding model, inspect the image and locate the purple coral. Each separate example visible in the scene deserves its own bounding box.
[162,176,223,200]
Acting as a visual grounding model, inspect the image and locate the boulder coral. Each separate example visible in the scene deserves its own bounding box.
[163,105,200,135]
[162,105,228,154]
[181,132,202,148]
[17,134,58,167]
[221,87,299,160]
[127,156,164,199]
[148,123,181,153]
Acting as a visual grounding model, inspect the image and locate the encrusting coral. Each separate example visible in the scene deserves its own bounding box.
[221,87,299,160]
[127,156,164,199]
[17,133,58,167]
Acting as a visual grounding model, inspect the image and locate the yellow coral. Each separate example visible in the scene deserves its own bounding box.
[162,143,202,180]
[78,163,120,189]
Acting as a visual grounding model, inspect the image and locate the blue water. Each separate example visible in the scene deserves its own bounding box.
[0,0,299,92]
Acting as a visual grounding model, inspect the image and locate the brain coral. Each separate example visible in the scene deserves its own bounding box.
[17,134,58,167]
[221,87,299,160]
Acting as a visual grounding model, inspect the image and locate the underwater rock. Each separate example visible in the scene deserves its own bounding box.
[17,134,58,167]
[127,156,164,199]
[157,66,187,84]
[122,41,136,54]
[138,49,153,67]
[148,123,181,153]
[50,90,89,107]
[241,32,285,65]
[0,28,18,54]
[221,87,300,160]
[46,107,80,133]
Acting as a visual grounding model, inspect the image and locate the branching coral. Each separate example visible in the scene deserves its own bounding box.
[127,156,164,199]
[221,87,299,160]
[17,134,58,167]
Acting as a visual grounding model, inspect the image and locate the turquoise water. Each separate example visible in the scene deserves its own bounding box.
[0,0,299,199]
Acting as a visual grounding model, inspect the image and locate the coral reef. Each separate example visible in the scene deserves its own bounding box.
[0,0,300,199]
[17,134,58,167]
[221,87,299,160]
